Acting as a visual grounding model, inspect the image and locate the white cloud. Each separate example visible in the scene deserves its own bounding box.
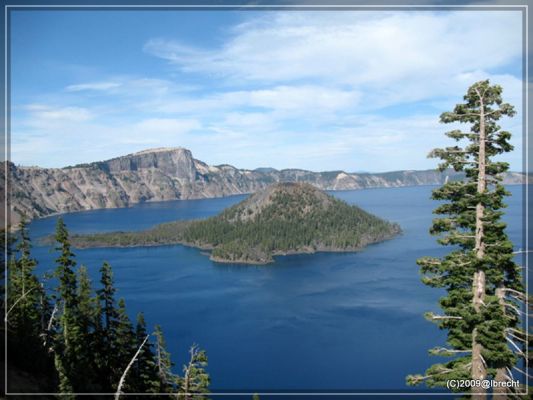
[11,104,522,173]
[25,104,93,122]
[145,11,521,86]
[142,10,522,118]
[135,118,201,134]
[139,85,360,118]
[247,86,360,113]
[12,116,202,167]
[220,112,279,132]
[11,10,523,171]
[64,77,199,100]
[65,81,122,92]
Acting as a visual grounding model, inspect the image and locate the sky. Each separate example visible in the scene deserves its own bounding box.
[10,9,524,172]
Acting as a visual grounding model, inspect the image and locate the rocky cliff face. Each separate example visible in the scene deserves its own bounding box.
[3,147,528,225]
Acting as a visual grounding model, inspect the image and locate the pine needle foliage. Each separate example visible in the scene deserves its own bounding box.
[178,344,210,400]
[153,324,177,393]
[406,80,524,397]
[6,217,210,396]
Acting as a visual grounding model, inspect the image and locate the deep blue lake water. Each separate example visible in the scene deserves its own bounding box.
[26,185,525,393]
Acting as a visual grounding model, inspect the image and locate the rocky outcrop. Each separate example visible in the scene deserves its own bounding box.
[3,147,529,225]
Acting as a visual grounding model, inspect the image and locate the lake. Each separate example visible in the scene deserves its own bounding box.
[27,185,526,393]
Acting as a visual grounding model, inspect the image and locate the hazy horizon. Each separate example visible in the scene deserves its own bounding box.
[11,9,524,172]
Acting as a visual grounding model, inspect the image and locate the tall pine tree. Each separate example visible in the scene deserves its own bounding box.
[5,218,55,390]
[6,218,48,371]
[109,297,136,393]
[77,265,100,391]
[153,324,176,393]
[130,312,159,394]
[407,80,524,398]
[95,261,121,391]
[53,217,82,396]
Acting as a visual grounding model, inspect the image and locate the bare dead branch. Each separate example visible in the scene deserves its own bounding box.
[502,288,527,301]
[504,302,528,317]
[512,366,532,379]
[408,362,472,384]
[505,337,526,358]
[505,327,526,337]
[506,367,515,381]
[430,315,463,320]
[430,347,472,355]
[41,302,59,348]
[47,303,59,331]
[182,345,198,399]
[5,287,37,323]
[479,354,488,368]
[506,332,526,344]
[115,334,150,400]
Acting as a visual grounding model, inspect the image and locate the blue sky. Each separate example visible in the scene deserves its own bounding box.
[11,9,523,172]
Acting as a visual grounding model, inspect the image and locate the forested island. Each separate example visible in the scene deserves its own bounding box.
[65,183,401,264]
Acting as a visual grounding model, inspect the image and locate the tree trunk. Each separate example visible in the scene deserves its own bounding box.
[183,367,190,400]
[182,346,198,400]
[472,274,486,396]
[156,337,165,390]
[493,285,508,399]
[472,94,487,399]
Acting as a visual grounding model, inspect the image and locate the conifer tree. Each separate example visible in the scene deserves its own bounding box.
[178,344,210,399]
[77,265,99,390]
[92,291,107,391]
[407,80,524,398]
[53,217,83,396]
[113,298,137,392]
[7,219,40,316]
[153,324,176,393]
[5,219,212,396]
[55,218,78,311]
[98,262,117,334]
[5,219,53,380]
[131,312,159,393]
[77,266,95,333]
[13,218,42,320]
[96,261,120,391]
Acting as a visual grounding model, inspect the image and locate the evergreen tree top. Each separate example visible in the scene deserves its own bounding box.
[440,80,516,124]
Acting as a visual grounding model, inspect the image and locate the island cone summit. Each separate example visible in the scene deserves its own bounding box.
[69,182,401,264]
[219,182,335,222]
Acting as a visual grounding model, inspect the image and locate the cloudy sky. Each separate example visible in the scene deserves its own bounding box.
[11,9,523,172]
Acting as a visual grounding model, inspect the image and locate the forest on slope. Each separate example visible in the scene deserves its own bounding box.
[66,183,401,264]
[4,219,209,397]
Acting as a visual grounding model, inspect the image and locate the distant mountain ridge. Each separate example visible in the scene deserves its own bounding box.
[4,147,528,224]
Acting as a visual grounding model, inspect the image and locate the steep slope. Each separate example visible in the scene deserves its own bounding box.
[184,182,402,263]
[4,147,528,225]
[68,183,401,264]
